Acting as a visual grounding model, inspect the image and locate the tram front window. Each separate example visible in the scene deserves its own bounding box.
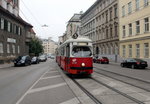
[72,46,92,57]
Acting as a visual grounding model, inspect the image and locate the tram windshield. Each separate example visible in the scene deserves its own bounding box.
[72,46,92,57]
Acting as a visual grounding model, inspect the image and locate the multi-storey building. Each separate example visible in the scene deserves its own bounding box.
[42,37,58,55]
[63,13,82,42]
[0,0,33,64]
[80,0,119,61]
[119,0,150,61]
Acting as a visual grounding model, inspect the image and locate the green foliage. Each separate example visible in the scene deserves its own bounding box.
[29,38,43,56]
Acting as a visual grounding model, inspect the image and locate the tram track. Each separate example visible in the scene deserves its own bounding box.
[90,77,145,104]
[94,67,150,92]
[71,76,146,104]
[71,78,102,104]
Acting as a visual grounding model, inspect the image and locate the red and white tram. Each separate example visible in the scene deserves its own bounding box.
[56,37,93,75]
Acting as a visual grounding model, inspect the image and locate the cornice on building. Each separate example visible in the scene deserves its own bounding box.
[120,36,150,43]
[0,6,32,27]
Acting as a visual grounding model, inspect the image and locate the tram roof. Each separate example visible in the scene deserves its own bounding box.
[59,37,92,47]
[65,37,92,44]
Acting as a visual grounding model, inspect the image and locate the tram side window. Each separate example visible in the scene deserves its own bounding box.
[72,46,92,57]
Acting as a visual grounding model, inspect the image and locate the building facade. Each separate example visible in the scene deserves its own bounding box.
[80,0,119,62]
[42,37,58,55]
[119,0,150,61]
[0,0,33,64]
[62,13,82,42]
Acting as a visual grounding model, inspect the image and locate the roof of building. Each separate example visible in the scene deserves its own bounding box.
[80,0,100,19]
[68,13,82,22]
[0,6,33,27]
[30,28,36,34]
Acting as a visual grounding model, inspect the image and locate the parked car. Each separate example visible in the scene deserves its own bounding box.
[50,55,55,59]
[93,56,97,63]
[120,58,148,69]
[39,55,47,62]
[96,56,109,64]
[31,56,40,64]
[14,55,31,66]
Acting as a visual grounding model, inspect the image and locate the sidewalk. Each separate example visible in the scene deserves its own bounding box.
[0,62,13,69]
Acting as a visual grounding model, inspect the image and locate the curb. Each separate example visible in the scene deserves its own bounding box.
[0,63,13,69]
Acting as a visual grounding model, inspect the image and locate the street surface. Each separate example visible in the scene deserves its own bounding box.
[0,59,150,104]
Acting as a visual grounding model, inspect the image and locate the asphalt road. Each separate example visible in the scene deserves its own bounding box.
[1,60,150,104]
[0,60,50,104]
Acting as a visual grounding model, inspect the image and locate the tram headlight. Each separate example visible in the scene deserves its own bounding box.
[81,63,85,67]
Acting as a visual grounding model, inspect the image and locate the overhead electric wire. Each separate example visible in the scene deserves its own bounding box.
[19,9,31,23]
[20,0,42,26]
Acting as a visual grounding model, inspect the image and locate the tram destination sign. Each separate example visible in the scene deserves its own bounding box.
[78,42,88,45]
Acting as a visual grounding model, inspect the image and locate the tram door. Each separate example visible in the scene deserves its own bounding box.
[66,44,70,70]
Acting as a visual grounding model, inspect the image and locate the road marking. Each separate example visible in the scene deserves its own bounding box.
[28,83,66,94]
[40,75,61,80]
[46,71,58,73]
[59,97,80,104]
[16,69,49,104]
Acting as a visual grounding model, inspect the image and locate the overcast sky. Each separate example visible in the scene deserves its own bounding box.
[20,0,96,42]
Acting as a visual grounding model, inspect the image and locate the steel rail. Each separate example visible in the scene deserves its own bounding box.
[91,77,145,104]
[94,67,150,84]
[94,69,150,92]
[71,78,103,104]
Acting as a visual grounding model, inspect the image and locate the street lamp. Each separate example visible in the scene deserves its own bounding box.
[41,24,48,27]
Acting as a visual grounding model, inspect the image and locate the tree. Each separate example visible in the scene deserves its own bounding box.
[29,37,43,56]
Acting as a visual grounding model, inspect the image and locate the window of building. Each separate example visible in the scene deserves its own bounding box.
[122,6,125,17]
[13,0,18,4]
[0,18,4,30]
[135,0,140,10]
[110,26,113,38]
[115,44,118,55]
[144,43,149,58]
[144,0,149,6]
[106,11,108,22]
[114,5,118,18]
[0,42,4,53]
[144,17,149,32]
[122,45,126,57]
[136,44,140,58]
[128,2,132,14]
[7,21,11,32]
[136,21,140,34]
[4,20,8,31]
[103,1,105,8]
[115,25,118,37]
[18,27,21,35]
[102,28,105,39]
[122,26,126,37]
[109,46,111,54]
[13,24,16,34]
[18,45,20,53]
[7,44,10,53]
[129,23,132,36]
[109,8,112,20]
[106,28,108,39]
[12,44,15,54]
[128,45,132,57]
